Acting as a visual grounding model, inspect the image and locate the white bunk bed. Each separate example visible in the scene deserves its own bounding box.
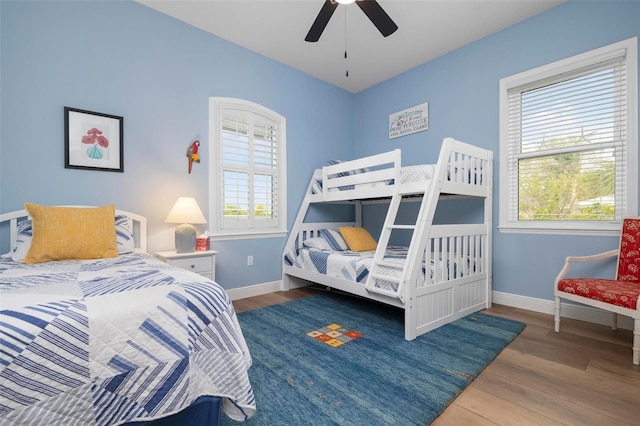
[282,137,493,340]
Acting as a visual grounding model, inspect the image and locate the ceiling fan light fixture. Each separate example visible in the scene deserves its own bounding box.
[305,0,396,43]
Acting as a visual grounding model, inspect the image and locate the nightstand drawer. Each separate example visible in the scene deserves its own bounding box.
[170,256,212,273]
[155,250,218,281]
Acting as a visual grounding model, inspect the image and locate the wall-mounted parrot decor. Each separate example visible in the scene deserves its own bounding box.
[187,140,200,174]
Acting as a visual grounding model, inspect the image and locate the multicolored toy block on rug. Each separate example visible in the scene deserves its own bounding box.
[306,323,363,347]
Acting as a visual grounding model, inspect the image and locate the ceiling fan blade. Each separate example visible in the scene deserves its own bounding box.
[305,0,339,42]
[356,0,398,37]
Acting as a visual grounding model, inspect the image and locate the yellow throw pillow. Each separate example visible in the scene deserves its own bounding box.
[338,226,377,252]
[23,203,118,264]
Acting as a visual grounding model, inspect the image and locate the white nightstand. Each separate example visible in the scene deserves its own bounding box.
[155,250,218,280]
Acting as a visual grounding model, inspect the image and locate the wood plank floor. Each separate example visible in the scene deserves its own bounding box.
[232,288,640,426]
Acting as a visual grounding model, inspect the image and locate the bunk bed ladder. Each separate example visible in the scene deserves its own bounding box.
[365,193,413,301]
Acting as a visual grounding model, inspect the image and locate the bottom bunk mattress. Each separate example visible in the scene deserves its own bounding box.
[285,246,418,291]
[0,252,255,425]
[284,246,475,291]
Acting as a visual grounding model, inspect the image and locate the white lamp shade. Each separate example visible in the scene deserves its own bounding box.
[165,197,207,224]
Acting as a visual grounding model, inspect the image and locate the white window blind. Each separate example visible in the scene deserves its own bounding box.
[210,98,287,238]
[500,37,637,235]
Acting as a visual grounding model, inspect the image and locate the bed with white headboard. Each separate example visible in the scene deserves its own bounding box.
[0,205,255,425]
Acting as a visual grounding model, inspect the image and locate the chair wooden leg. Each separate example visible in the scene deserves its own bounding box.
[633,318,639,366]
[554,297,560,332]
[612,313,618,331]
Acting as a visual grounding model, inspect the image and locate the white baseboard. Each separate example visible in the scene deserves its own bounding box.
[492,290,633,330]
[226,281,634,331]
[225,281,282,301]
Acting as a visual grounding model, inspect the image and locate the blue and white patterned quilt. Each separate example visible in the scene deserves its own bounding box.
[0,253,255,425]
[284,246,417,290]
[284,246,473,291]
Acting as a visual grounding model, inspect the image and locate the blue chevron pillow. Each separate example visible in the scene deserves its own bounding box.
[318,228,349,251]
[115,215,135,254]
[326,160,370,191]
[5,214,134,262]
[327,159,369,175]
[8,219,33,262]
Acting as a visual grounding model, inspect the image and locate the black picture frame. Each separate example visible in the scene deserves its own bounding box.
[65,107,124,172]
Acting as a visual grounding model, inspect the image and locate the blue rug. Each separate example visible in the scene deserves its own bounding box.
[225,292,525,425]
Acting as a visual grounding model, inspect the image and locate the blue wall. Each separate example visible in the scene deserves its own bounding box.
[0,0,353,289]
[355,0,640,300]
[1,0,639,301]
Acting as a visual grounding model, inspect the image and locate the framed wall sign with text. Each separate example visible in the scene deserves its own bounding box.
[389,102,428,139]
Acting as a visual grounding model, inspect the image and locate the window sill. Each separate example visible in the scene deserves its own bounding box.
[209,230,288,241]
[498,225,620,237]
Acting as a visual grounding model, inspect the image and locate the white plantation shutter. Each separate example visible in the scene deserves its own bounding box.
[500,38,637,234]
[211,98,287,237]
[253,121,278,222]
[222,116,250,221]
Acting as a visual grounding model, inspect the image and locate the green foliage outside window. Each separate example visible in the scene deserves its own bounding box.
[224,204,272,218]
[518,137,615,221]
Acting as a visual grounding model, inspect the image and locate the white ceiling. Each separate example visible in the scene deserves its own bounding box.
[137,0,565,93]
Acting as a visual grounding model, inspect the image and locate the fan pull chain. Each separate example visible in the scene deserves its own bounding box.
[345,50,348,77]
[344,5,349,77]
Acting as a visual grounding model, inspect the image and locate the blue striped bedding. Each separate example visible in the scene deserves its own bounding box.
[0,253,255,425]
[284,246,473,290]
[284,246,417,290]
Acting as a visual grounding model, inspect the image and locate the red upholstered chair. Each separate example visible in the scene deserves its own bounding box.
[554,218,640,365]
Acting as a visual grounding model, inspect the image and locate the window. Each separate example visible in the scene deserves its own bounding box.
[499,37,637,235]
[209,98,287,239]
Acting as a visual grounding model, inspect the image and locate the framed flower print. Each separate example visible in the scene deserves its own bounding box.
[65,107,124,172]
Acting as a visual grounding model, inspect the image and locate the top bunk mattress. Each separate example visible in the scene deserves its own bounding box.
[305,141,492,201]
[311,164,436,194]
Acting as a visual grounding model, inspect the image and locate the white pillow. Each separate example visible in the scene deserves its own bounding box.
[302,237,332,251]
[6,214,135,262]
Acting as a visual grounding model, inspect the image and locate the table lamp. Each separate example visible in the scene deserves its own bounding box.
[165,197,207,253]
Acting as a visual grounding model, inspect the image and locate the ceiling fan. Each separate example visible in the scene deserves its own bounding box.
[305,0,398,42]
